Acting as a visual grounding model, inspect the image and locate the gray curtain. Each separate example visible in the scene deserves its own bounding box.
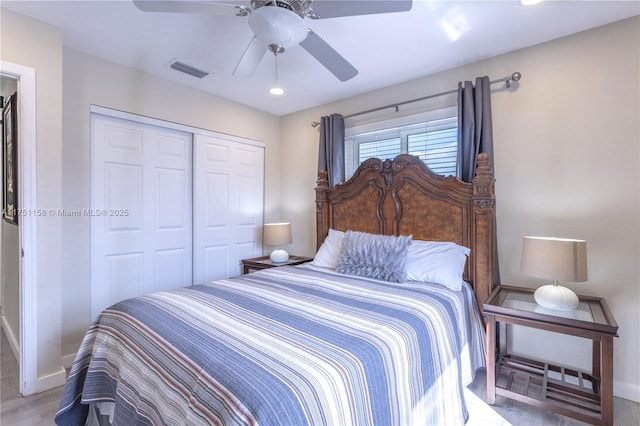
[457,76,494,182]
[318,113,345,188]
[457,76,501,285]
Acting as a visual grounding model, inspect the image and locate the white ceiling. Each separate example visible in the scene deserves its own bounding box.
[3,0,638,116]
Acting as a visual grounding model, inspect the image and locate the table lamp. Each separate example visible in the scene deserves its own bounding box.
[520,236,588,311]
[264,222,292,263]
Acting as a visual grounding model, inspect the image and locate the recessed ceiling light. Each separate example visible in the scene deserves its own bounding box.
[520,0,544,6]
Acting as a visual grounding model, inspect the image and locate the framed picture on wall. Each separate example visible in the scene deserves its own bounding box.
[3,93,18,225]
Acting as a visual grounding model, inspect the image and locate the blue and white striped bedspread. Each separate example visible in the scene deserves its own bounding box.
[55,265,486,426]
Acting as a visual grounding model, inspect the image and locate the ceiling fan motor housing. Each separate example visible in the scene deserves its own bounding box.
[249,2,309,50]
[251,0,311,16]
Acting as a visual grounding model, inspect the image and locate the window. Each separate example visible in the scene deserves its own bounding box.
[345,108,458,179]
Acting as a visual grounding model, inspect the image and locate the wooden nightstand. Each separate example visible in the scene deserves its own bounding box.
[483,285,618,426]
[241,255,313,274]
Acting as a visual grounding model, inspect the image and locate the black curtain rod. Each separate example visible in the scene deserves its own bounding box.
[311,71,521,127]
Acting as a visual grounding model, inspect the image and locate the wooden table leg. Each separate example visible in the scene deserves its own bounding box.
[486,314,496,404]
[499,322,507,355]
[592,339,601,393]
[601,335,614,426]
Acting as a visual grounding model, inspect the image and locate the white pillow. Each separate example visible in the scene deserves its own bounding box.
[311,229,345,269]
[405,240,471,290]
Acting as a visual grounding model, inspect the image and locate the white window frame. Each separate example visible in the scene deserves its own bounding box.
[345,106,458,178]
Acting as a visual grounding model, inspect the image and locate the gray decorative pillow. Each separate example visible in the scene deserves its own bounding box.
[336,231,413,282]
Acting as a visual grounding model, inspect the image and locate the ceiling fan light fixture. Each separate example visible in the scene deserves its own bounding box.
[249,6,308,50]
[269,52,284,97]
[269,86,284,96]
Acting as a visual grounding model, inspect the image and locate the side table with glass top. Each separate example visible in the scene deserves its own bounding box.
[241,255,313,274]
[483,285,618,426]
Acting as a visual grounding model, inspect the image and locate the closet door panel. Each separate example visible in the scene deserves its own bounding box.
[193,134,264,283]
[205,173,230,227]
[91,114,193,319]
[104,252,143,305]
[105,163,143,231]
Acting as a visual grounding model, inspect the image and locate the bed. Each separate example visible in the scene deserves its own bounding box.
[56,153,497,426]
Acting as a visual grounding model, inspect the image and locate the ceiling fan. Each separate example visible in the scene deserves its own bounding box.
[133,0,412,82]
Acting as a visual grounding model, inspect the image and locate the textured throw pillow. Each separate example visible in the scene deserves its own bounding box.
[405,240,471,290]
[337,231,412,282]
[311,229,345,269]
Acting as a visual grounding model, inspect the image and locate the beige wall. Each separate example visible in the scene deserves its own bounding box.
[61,48,281,357]
[280,17,640,401]
[1,8,65,388]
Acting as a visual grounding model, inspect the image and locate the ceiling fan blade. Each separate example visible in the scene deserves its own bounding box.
[233,36,267,77]
[307,0,412,19]
[132,1,248,16]
[299,30,358,82]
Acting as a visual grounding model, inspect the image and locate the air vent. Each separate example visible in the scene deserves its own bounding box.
[169,61,210,79]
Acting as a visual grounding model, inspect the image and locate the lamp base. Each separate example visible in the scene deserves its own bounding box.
[534,284,579,311]
[269,249,289,263]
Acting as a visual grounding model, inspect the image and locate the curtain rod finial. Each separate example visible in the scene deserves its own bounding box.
[311,121,320,127]
[504,71,522,88]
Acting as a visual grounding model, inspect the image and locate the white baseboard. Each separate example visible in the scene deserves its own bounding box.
[615,381,640,403]
[62,352,77,369]
[4,314,67,394]
[1,315,20,362]
[37,366,67,393]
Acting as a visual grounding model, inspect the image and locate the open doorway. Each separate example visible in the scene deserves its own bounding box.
[0,74,20,400]
[0,60,38,396]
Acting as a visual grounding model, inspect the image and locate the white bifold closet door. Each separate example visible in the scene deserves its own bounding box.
[91,114,193,318]
[90,113,265,319]
[193,134,264,284]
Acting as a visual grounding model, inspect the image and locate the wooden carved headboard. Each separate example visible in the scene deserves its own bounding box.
[315,153,497,306]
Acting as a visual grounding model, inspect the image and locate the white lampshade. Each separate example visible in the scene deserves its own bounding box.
[248,6,308,50]
[520,236,588,311]
[264,222,292,263]
[264,223,292,246]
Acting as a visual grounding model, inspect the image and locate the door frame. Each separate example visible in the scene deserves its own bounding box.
[89,106,265,149]
[1,61,38,395]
